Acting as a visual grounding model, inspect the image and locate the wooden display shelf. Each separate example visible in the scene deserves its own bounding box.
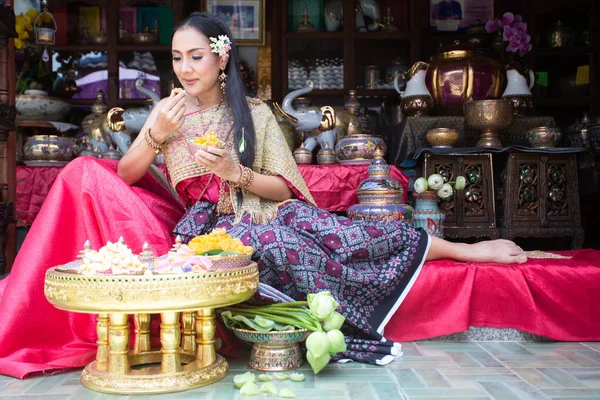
[354,31,410,40]
[285,32,345,39]
[16,120,56,129]
[52,44,108,52]
[117,44,172,52]
[534,47,592,56]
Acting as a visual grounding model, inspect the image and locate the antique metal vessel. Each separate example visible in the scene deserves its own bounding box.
[293,143,313,164]
[565,114,592,148]
[16,90,72,121]
[23,135,79,162]
[424,41,506,116]
[231,328,310,371]
[464,99,513,148]
[347,148,413,223]
[317,145,337,164]
[335,133,387,164]
[526,126,562,148]
[426,128,459,148]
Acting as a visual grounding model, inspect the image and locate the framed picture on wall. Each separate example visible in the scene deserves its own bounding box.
[203,0,265,46]
[430,0,493,32]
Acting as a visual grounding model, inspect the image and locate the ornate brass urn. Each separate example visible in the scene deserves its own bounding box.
[424,41,506,116]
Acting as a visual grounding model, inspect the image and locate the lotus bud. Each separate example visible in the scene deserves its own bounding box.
[437,183,454,199]
[307,291,339,321]
[327,329,347,354]
[306,331,331,358]
[240,382,260,396]
[258,374,272,382]
[306,349,331,374]
[455,176,466,191]
[322,311,345,332]
[427,174,444,190]
[414,177,428,193]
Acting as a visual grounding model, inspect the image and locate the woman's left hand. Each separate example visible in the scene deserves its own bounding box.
[194,147,241,182]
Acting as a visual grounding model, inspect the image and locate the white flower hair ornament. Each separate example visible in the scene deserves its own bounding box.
[209,35,232,61]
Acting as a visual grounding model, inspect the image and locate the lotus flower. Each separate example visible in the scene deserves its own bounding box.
[427,174,445,190]
[307,291,339,321]
[322,311,345,332]
[414,177,429,193]
[455,176,466,191]
[437,183,454,199]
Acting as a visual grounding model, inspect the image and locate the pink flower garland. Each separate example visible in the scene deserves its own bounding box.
[485,12,532,56]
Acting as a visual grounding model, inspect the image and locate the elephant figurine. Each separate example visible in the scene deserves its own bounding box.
[81,90,113,154]
[273,81,338,152]
[107,77,160,154]
[356,0,381,32]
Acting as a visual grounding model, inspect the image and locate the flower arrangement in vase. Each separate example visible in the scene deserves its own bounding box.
[412,174,466,238]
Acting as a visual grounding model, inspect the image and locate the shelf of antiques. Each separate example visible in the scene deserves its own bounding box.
[416,148,586,248]
[44,240,259,394]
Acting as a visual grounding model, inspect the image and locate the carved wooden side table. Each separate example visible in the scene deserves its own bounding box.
[44,264,259,394]
[421,152,499,240]
[500,151,584,249]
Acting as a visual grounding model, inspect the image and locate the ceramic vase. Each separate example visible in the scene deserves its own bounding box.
[413,191,445,238]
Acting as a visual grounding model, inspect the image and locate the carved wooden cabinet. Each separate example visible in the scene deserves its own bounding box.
[422,152,499,240]
[419,150,585,248]
[500,151,584,248]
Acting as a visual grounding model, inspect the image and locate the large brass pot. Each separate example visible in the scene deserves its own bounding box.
[424,41,506,116]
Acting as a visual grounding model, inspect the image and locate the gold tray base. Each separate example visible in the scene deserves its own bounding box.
[81,353,228,394]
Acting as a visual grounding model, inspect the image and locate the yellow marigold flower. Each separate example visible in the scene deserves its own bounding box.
[14,38,24,49]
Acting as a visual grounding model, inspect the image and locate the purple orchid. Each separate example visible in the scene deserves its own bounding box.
[485,12,531,55]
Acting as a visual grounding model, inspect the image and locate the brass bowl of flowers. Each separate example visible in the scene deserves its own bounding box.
[230,328,310,371]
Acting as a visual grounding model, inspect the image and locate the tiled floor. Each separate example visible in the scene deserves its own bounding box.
[1,342,600,399]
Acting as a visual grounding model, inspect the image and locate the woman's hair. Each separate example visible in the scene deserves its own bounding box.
[174,12,255,168]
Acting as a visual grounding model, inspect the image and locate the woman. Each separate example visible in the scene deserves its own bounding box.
[0,12,526,379]
[121,12,527,334]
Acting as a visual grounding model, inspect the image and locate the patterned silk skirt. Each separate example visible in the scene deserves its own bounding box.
[174,200,430,338]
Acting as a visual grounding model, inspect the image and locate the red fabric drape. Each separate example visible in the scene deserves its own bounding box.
[1,158,185,378]
[385,250,600,342]
[4,158,600,380]
[16,164,408,225]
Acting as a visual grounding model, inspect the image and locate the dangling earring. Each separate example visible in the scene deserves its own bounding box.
[218,69,227,94]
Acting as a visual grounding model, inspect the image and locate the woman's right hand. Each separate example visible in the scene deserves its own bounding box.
[150,89,188,144]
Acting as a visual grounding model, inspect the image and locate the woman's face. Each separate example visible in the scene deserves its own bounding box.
[171,26,225,98]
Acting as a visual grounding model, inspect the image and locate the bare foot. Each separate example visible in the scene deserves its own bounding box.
[467,239,528,264]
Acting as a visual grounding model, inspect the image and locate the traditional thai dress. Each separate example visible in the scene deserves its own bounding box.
[0,98,429,378]
[168,99,430,338]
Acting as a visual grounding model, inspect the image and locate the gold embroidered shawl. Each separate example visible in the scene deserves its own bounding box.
[163,97,315,223]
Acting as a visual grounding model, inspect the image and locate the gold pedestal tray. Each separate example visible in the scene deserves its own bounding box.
[44,263,259,394]
[231,328,310,371]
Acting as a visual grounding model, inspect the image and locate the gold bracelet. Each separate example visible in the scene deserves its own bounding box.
[144,128,162,154]
[230,165,254,192]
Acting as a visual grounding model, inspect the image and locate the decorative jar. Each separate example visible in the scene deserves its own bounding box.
[526,126,562,148]
[564,114,591,149]
[347,148,413,223]
[413,191,446,238]
[423,41,506,116]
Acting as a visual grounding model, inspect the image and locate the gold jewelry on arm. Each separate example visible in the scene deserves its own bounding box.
[229,164,254,192]
[144,128,162,154]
